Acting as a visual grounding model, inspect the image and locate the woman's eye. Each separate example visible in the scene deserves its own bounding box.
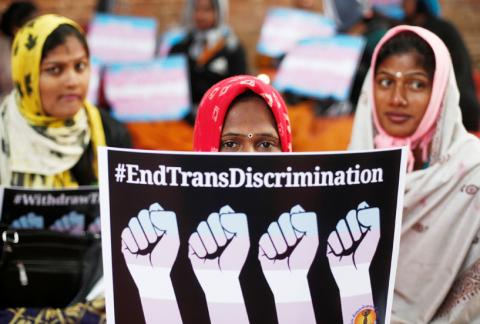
[45,66,61,75]
[408,80,426,90]
[76,61,88,72]
[259,142,273,148]
[221,140,238,149]
[257,140,279,151]
[377,78,392,88]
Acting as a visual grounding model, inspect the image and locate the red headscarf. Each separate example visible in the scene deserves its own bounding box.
[193,75,293,152]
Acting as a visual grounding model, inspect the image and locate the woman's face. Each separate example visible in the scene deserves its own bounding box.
[374,50,433,138]
[194,0,217,31]
[39,35,89,118]
[220,96,282,152]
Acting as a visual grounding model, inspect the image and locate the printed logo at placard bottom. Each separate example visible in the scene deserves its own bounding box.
[353,306,377,324]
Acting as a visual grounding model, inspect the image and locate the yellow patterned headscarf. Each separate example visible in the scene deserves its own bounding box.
[4,14,106,188]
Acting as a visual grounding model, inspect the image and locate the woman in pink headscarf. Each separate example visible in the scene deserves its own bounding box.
[350,25,480,322]
[194,74,292,153]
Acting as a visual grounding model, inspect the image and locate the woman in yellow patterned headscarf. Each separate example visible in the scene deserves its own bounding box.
[0,14,129,188]
[0,14,132,323]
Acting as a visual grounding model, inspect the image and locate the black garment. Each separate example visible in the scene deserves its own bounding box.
[169,31,247,121]
[71,108,132,185]
[421,17,480,131]
[349,17,389,110]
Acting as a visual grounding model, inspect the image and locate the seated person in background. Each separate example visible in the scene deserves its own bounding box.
[285,0,389,115]
[349,25,480,322]
[169,0,247,124]
[0,14,131,188]
[193,75,292,153]
[0,1,37,99]
[402,0,480,131]
[323,0,390,112]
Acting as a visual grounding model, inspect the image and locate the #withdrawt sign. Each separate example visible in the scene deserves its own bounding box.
[0,186,100,234]
[99,147,407,323]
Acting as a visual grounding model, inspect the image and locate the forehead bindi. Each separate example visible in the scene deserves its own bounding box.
[377,52,428,75]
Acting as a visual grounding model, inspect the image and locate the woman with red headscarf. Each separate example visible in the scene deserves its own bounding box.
[193,75,293,153]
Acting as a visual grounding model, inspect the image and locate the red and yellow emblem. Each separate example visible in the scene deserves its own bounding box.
[353,306,377,324]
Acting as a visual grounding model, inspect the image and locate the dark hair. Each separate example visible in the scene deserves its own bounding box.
[375,31,435,79]
[193,0,220,25]
[415,0,431,16]
[0,1,37,38]
[41,24,89,60]
[229,90,266,109]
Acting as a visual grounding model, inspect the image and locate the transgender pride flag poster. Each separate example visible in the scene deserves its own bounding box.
[257,7,335,58]
[104,55,190,122]
[371,0,405,20]
[87,14,157,64]
[273,35,365,101]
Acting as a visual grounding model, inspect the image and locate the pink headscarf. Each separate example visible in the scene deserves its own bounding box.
[193,75,293,152]
[371,25,451,172]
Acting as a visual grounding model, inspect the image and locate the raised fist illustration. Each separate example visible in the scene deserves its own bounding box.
[258,205,318,324]
[121,203,181,324]
[327,202,380,290]
[50,211,85,234]
[87,216,101,234]
[122,203,181,323]
[122,203,179,269]
[11,212,44,229]
[326,202,379,323]
[188,205,250,323]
